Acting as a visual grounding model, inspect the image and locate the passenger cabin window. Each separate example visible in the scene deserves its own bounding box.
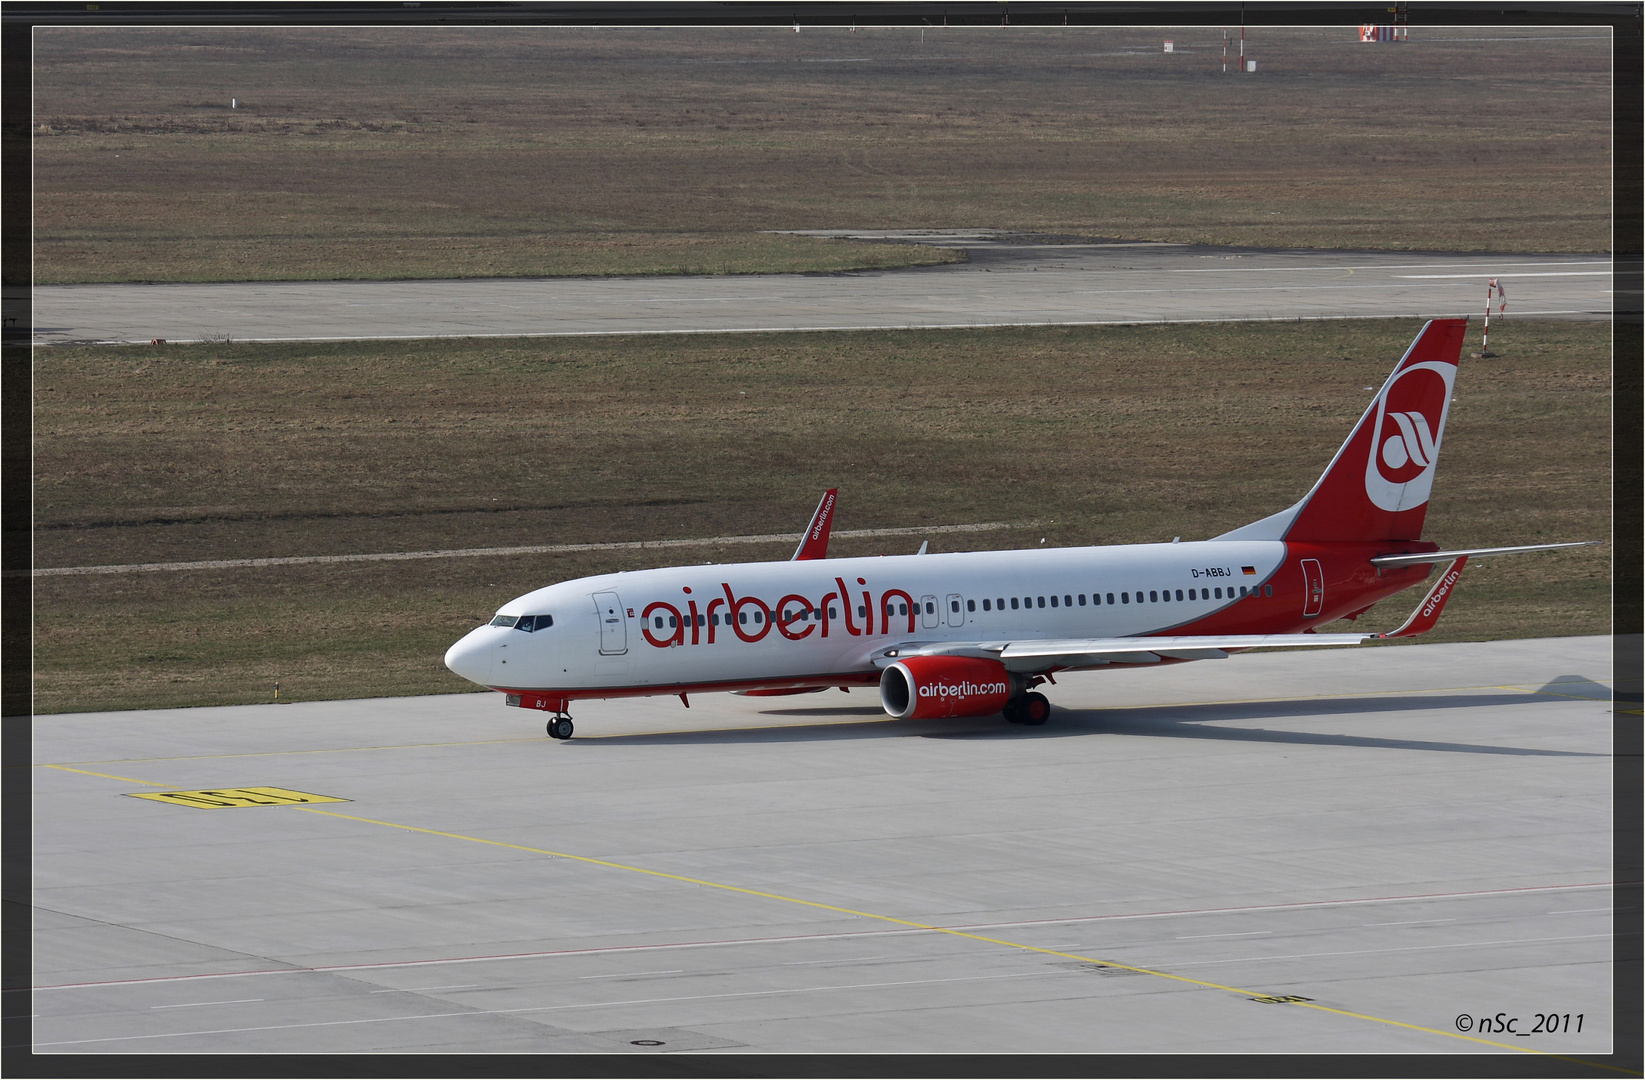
[1264,585,1273,597]
[1050,595,1058,608]
[967,599,976,612]
[1106,593,1116,605]
[1078,594,1086,606]
[1011,597,1020,610]
[1122,592,1130,604]
[1064,595,1072,607]
[996,597,1005,609]
[1150,591,1158,603]
[983,599,992,611]
[1037,596,1045,608]
[951,599,961,613]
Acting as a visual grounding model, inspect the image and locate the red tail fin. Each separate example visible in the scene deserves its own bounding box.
[1217,319,1467,544]
[792,488,838,560]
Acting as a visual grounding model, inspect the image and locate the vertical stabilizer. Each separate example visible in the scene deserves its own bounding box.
[792,488,838,560]
[1216,318,1466,544]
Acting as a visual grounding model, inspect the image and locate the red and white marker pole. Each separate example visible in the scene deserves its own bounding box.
[1481,278,1499,357]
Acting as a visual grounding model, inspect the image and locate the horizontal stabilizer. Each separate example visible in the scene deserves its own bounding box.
[1368,540,1598,568]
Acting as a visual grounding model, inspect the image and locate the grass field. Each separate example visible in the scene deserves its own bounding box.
[28,26,1611,285]
[32,318,1610,713]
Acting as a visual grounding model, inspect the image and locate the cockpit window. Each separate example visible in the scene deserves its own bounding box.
[491,613,555,631]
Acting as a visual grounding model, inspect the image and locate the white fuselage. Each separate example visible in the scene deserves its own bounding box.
[444,540,1289,696]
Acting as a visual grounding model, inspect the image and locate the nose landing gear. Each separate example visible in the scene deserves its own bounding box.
[546,714,574,740]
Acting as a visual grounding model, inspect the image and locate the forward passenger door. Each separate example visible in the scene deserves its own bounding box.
[593,592,627,654]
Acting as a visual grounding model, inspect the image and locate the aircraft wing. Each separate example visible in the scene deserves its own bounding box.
[869,632,1369,670]
[866,550,1478,671]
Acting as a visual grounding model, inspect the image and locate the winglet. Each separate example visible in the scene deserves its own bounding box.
[1373,556,1468,639]
[792,489,838,561]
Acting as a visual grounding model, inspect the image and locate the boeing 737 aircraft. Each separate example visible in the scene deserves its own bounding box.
[445,319,1592,738]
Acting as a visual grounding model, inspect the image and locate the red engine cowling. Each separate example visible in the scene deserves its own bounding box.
[879,655,1014,719]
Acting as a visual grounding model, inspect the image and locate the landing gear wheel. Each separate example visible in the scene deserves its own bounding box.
[1020,692,1050,726]
[547,717,574,739]
[1002,698,1025,724]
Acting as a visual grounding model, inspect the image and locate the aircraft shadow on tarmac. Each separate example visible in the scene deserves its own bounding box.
[575,690,1603,757]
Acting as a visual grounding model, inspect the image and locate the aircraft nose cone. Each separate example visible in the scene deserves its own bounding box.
[444,629,493,686]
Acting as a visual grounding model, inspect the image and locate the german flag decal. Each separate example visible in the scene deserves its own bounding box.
[1242,566,1257,576]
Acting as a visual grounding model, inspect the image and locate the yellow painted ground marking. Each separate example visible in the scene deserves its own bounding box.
[44,764,175,787]
[1496,684,1616,703]
[296,804,1630,1070]
[128,787,349,809]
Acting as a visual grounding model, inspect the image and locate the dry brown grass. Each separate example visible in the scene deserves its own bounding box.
[32,318,1610,713]
[27,26,1611,285]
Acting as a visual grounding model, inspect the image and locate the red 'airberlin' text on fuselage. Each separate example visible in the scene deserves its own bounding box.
[639,582,918,649]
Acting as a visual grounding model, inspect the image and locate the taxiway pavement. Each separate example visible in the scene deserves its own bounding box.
[31,635,1613,1056]
[30,237,1609,345]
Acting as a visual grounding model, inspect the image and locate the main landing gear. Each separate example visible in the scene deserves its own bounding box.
[546,714,574,740]
[1003,691,1051,726]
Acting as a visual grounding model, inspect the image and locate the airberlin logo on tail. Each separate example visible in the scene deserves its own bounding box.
[1381,410,1437,473]
[1364,360,1455,513]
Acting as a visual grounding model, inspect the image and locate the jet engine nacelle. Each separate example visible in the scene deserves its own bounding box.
[879,655,1014,719]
